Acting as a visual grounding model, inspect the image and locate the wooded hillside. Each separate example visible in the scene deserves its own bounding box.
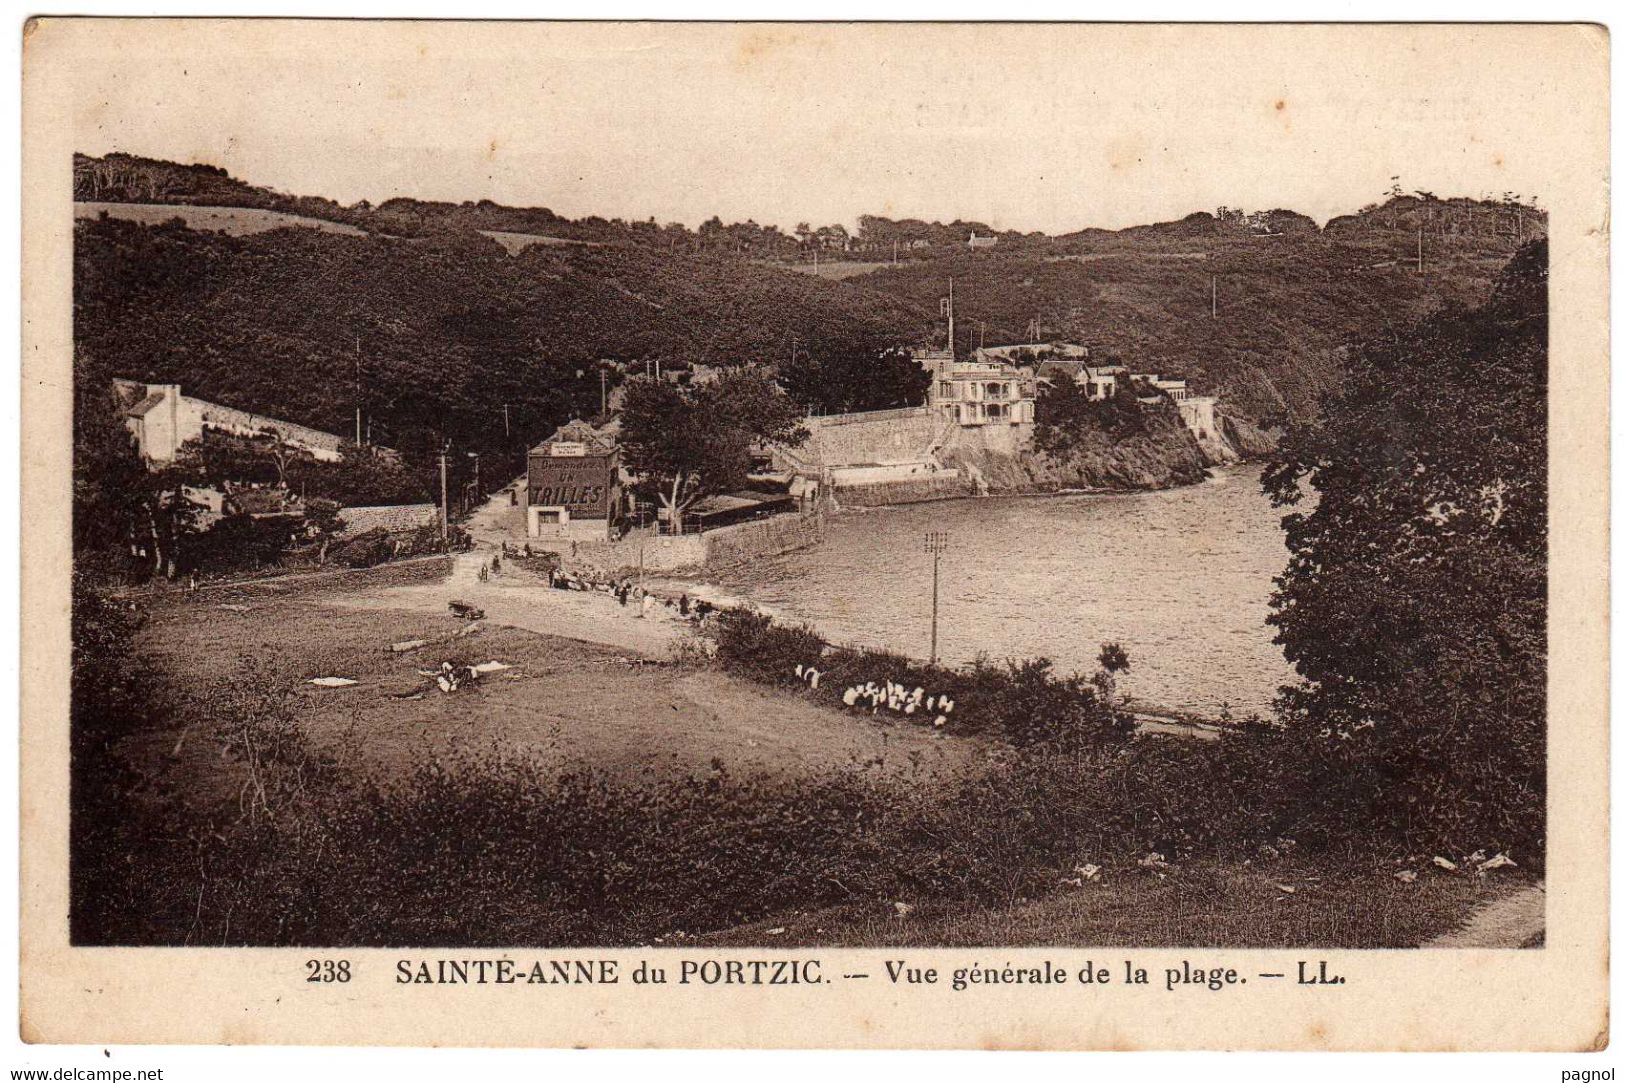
[74,152,1542,488]
[74,215,926,489]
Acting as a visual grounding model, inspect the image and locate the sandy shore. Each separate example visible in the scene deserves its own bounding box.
[322,551,690,658]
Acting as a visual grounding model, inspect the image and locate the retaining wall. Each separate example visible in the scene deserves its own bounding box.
[834,476,978,507]
[701,511,826,569]
[540,512,826,574]
[800,407,941,467]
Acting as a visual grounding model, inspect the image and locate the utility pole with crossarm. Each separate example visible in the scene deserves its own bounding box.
[925,531,949,664]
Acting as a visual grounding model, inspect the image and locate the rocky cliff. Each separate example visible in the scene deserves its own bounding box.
[938,410,1212,493]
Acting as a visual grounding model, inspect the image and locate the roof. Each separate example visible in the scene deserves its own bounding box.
[530,419,619,457]
[338,504,438,536]
[1037,359,1089,376]
[690,490,792,516]
[125,392,168,418]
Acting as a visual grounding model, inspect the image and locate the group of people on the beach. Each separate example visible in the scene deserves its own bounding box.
[531,553,715,625]
[609,578,715,623]
[477,539,727,627]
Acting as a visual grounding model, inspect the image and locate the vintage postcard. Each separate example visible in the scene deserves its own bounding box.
[18,19,1610,1050]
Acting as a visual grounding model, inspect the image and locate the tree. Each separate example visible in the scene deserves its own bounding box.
[778,341,929,415]
[72,379,151,572]
[71,379,204,580]
[618,367,805,535]
[1261,239,1547,855]
[1031,374,1095,457]
[133,463,207,580]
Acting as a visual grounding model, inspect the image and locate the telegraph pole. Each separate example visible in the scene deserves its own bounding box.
[924,531,949,664]
[354,335,363,445]
[1211,275,1217,318]
[1416,228,1425,274]
[438,447,450,541]
[600,368,608,415]
[502,404,511,439]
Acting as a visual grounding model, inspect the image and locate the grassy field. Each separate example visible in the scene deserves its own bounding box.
[74,200,367,237]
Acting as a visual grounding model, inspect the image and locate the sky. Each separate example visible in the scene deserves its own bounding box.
[62,21,1580,234]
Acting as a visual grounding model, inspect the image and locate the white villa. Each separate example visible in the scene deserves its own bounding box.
[916,350,1035,427]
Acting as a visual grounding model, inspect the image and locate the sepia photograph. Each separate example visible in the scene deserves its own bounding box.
[17,16,1610,1053]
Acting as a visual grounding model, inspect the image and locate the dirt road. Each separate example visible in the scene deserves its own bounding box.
[323,550,686,658]
[1424,883,1545,948]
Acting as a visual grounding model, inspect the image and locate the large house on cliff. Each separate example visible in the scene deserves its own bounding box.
[916,350,1035,427]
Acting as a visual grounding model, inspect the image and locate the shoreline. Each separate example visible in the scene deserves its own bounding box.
[824,454,1257,514]
[640,459,1274,729]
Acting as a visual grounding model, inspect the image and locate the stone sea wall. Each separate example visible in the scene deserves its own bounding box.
[834,475,977,507]
[701,511,827,569]
[559,512,827,574]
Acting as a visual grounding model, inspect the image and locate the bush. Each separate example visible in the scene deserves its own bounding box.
[81,735,1257,945]
[707,607,1132,750]
[708,608,828,687]
[330,527,393,568]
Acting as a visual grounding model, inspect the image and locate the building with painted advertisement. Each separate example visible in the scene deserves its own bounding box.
[526,420,622,541]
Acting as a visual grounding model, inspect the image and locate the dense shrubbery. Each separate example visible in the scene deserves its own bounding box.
[69,574,162,940]
[707,607,1135,749]
[1261,239,1549,860]
[327,524,454,569]
[1032,377,1156,457]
